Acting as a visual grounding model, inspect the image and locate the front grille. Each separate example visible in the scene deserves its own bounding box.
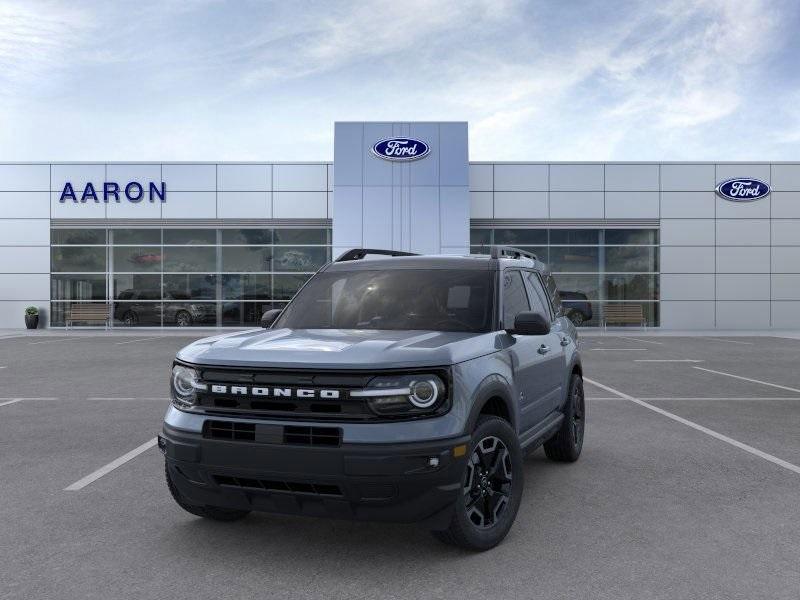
[284,426,342,447]
[204,420,255,441]
[213,475,343,497]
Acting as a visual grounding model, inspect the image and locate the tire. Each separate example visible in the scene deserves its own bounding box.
[164,462,250,522]
[431,416,524,551]
[543,373,585,462]
[122,311,138,326]
[175,310,193,327]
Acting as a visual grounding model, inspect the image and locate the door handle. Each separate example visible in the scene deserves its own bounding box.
[538,344,550,355]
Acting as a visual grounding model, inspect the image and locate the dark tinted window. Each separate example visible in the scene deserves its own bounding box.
[276,270,494,332]
[523,272,550,319]
[502,270,530,328]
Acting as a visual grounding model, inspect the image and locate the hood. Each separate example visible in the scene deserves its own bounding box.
[176,328,500,369]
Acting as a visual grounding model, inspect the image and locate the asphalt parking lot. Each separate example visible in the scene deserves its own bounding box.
[1,331,799,599]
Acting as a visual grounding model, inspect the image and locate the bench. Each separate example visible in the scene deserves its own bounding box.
[66,303,110,329]
[602,304,646,329]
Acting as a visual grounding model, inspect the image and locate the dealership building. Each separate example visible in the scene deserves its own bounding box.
[1,121,799,330]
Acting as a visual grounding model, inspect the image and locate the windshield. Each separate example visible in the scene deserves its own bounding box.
[274,269,495,332]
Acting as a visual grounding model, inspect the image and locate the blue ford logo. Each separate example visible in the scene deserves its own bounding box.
[371,137,430,161]
[716,178,770,202]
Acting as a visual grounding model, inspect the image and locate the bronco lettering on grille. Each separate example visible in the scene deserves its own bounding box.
[208,385,340,399]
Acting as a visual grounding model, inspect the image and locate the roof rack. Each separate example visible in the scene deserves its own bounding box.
[489,245,538,261]
[335,248,419,262]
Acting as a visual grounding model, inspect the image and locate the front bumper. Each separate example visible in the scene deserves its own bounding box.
[161,422,470,529]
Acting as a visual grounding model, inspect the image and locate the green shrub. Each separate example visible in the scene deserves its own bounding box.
[25,306,39,316]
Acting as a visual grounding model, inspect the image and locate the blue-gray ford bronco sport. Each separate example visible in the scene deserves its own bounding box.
[161,246,585,551]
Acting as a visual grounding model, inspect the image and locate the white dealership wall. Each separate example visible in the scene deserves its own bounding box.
[0,121,799,329]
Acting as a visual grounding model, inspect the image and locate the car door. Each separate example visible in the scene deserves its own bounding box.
[523,270,567,413]
[501,269,553,434]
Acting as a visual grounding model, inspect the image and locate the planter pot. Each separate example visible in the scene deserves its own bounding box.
[25,314,39,329]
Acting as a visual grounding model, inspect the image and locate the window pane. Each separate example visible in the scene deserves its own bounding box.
[112,229,160,244]
[221,274,270,300]
[163,302,217,326]
[51,229,106,245]
[564,301,599,327]
[273,246,328,271]
[551,274,600,300]
[604,274,659,300]
[604,229,658,245]
[548,247,599,272]
[113,246,162,272]
[273,274,311,300]
[113,302,162,327]
[502,271,530,328]
[604,246,658,272]
[163,247,216,272]
[522,272,549,317]
[114,274,161,300]
[222,301,283,326]
[221,247,272,272]
[164,274,217,300]
[494,229,547,245]
[51,275,106,300]
[549,229,599,245]
[470,229,491,245]
[163,229,216,245]
[273,229,328,244]
[221,229,272,245]
[51,247,106,272]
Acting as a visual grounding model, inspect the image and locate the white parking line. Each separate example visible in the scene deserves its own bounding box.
[115,337,161,345]
[64,438,158,491]
[86,397,169,401]
[28,337,82,345]
[0,399,23,408]
[635,359,704,363]
[704,338,753,345]
[590,396,800,401]
[587,348,647,351]
[584,377,800,476]
[693,367,800,394]
[616,336,663,345]
[0,397,58,405]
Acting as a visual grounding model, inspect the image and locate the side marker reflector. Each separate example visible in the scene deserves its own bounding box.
[453,444,467,457]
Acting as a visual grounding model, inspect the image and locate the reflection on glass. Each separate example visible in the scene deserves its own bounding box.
[51,229,106,245]
[51,275,106,300]
[272,246,328,272]
[494,229,547,245]
[163,247,216,272]
[274,229,328,245]
[604,229,659,245]
[221,274,270,300]
[548,247,599,272]
[221,229,272,245]
[603,274,658,301]
[222,301,283,326]
[470,229,491,245]
[113,229,161,244]
[551,274,600,300]
[114,274,161,299]
[113,301,162,326]
[113,246,162,272]
[550,229,599,245]
[163,229,216,245]
[273,274,311,300]
[163,302,217,327]
[604,247,658,272]
[163,274,217,300]
[51,247,107,272]
[221,247,272,272]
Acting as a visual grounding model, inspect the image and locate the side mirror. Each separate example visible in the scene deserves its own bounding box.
[509,311,550,335]
[260,308,282,329]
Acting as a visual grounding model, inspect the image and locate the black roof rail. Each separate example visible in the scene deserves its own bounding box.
[335,248,419,262]
[489,245,538,261]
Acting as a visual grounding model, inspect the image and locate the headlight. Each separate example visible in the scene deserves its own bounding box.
[352,373,448,417]
[170,364,206,409]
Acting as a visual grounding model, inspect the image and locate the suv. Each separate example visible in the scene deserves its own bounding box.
[160,247,585,551]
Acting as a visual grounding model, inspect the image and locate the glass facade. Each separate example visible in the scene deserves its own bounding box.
[471,228,660,326]
[50,227,331,327]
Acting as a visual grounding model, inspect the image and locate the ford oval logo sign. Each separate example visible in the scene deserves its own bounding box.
[371,137,430,161]
[716,178,771,202]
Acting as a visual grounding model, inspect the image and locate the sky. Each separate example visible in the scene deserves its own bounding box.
[0,0,799,162]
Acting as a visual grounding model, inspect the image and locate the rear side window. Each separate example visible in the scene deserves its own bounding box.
[502,270,530,328]
[544,272,563,316]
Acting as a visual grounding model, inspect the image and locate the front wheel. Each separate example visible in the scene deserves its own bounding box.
[431,416,524,551]
[543,373,585,462]
[175,310,193,327]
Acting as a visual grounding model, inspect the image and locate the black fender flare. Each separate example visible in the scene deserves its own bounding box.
[464,373,516,435]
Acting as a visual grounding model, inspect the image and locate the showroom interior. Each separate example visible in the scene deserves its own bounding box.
[1,121,799,330]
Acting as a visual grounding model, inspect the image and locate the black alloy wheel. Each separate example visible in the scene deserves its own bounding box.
[464,435,513,529]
